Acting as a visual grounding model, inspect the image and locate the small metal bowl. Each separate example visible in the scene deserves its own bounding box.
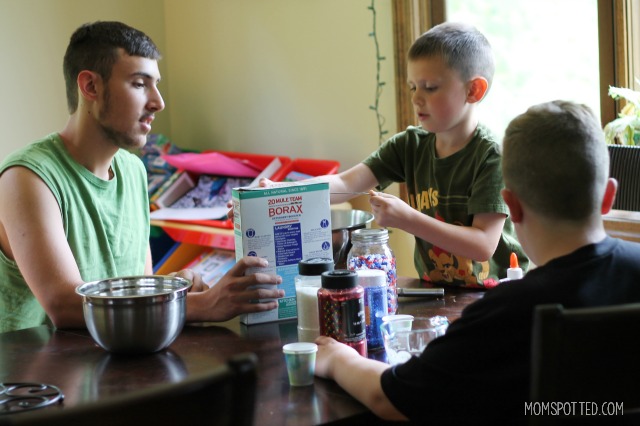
[76,276,192,354]
[331,209,374,268]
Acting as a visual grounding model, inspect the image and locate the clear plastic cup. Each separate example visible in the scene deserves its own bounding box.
[283,342,318,386]
[381,314,414,332]
[380,316,448,365]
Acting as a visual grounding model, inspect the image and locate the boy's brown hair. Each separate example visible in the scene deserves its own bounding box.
[502,100,609,220]
[409,22,495,89]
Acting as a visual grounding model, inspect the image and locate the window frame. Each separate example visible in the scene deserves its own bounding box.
[391,0,637,130]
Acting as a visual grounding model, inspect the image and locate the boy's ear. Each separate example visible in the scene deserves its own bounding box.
[466,77,489,103]
[77,70,101,103]
[601,178,618,215]
[501,188,523,223]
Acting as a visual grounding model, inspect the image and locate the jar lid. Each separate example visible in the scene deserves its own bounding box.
[356,269,387,287]
[321,270,358,289]
[282,342,318,354]
[351,228,389,243]
[298,258,334,276]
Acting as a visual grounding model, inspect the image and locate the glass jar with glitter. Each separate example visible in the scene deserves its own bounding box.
[346,228,398,314]
[318,270,367,356]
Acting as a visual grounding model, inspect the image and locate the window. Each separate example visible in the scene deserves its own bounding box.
[391,0,639,137]
[446,0,600,142]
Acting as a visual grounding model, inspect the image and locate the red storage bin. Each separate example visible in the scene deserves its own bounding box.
[157,150,292,230]
[202,150,292,177]
[151,153,339,252]
[270,157,340,182]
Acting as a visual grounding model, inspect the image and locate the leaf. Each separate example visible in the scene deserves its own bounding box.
[604,115,639,145]
[608,86,640,111]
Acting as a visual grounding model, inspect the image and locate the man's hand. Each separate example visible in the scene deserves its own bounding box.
[185,256,283,323]
[170,269,208,292]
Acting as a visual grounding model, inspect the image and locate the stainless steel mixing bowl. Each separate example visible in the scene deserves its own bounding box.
[76,276,192,354]
[331,209,375,268]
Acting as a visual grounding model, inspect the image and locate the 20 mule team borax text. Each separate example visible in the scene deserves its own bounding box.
[232,183,333,325]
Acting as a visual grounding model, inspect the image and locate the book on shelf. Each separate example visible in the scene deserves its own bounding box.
[149,171,195,211]
[183,248,236,287]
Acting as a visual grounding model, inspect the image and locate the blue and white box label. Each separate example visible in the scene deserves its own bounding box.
[232,182,332,325]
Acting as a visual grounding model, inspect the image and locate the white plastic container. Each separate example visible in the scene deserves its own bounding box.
[295,258,334,342]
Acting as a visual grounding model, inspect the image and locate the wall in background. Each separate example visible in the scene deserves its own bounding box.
[0,0,170,161]
[162,0,396,169]
[0,0,395,170]
[0,0,416,277]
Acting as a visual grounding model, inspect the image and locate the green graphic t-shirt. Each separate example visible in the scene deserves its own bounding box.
[363,125,528,288]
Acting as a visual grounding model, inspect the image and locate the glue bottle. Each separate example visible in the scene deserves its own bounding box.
[506,252,524,280]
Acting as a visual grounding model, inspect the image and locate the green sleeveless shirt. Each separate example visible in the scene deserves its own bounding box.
[0,134,149,332]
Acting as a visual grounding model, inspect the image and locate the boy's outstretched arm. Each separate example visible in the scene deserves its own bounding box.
[370,192,505,262]
[315,336,408,421]
[261,163,379,204]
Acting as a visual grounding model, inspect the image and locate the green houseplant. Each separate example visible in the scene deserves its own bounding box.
[603,80,640,145]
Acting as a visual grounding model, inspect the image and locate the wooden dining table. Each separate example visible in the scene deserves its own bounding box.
[0,278,484,425]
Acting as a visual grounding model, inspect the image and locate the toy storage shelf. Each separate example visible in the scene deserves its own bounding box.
[151,220,235,250]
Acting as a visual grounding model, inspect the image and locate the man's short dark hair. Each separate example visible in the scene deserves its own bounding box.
[63,21,161,113]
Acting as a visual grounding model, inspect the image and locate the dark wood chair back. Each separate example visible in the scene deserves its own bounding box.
[530,303,640,426]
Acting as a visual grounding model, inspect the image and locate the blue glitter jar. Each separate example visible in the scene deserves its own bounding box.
[356,269,388,351]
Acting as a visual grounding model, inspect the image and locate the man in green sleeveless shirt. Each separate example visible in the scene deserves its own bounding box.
[0,21,283,332]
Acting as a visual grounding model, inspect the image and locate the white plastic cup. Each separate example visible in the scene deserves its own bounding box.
[381,314,414,332]
[283,342,318,386]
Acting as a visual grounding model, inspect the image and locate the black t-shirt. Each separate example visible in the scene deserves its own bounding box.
[381,236,640,425]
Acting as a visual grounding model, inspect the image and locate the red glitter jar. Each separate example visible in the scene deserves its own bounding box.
[318,270,367,356]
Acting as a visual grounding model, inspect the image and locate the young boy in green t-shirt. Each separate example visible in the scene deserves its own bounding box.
[268,22,527,288]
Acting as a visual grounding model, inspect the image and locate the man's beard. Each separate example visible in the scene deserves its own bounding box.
[97,89,145,150]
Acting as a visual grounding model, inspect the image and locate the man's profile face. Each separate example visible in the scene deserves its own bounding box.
[96,50,164,150]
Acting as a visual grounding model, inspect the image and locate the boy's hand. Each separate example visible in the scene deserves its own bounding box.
[259,178,275,187]
[314,335,360,379]
[369,192,412,229]
[225,178,276,219]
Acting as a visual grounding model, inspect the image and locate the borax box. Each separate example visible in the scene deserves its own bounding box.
[232,182,333,325]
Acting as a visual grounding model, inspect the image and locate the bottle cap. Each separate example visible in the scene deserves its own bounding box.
[298,258,334,276]
[507,252,523,280]
[356,269,386,287]
[510,252,519,269]
[351,228,389,243]
[321,270,358,289]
